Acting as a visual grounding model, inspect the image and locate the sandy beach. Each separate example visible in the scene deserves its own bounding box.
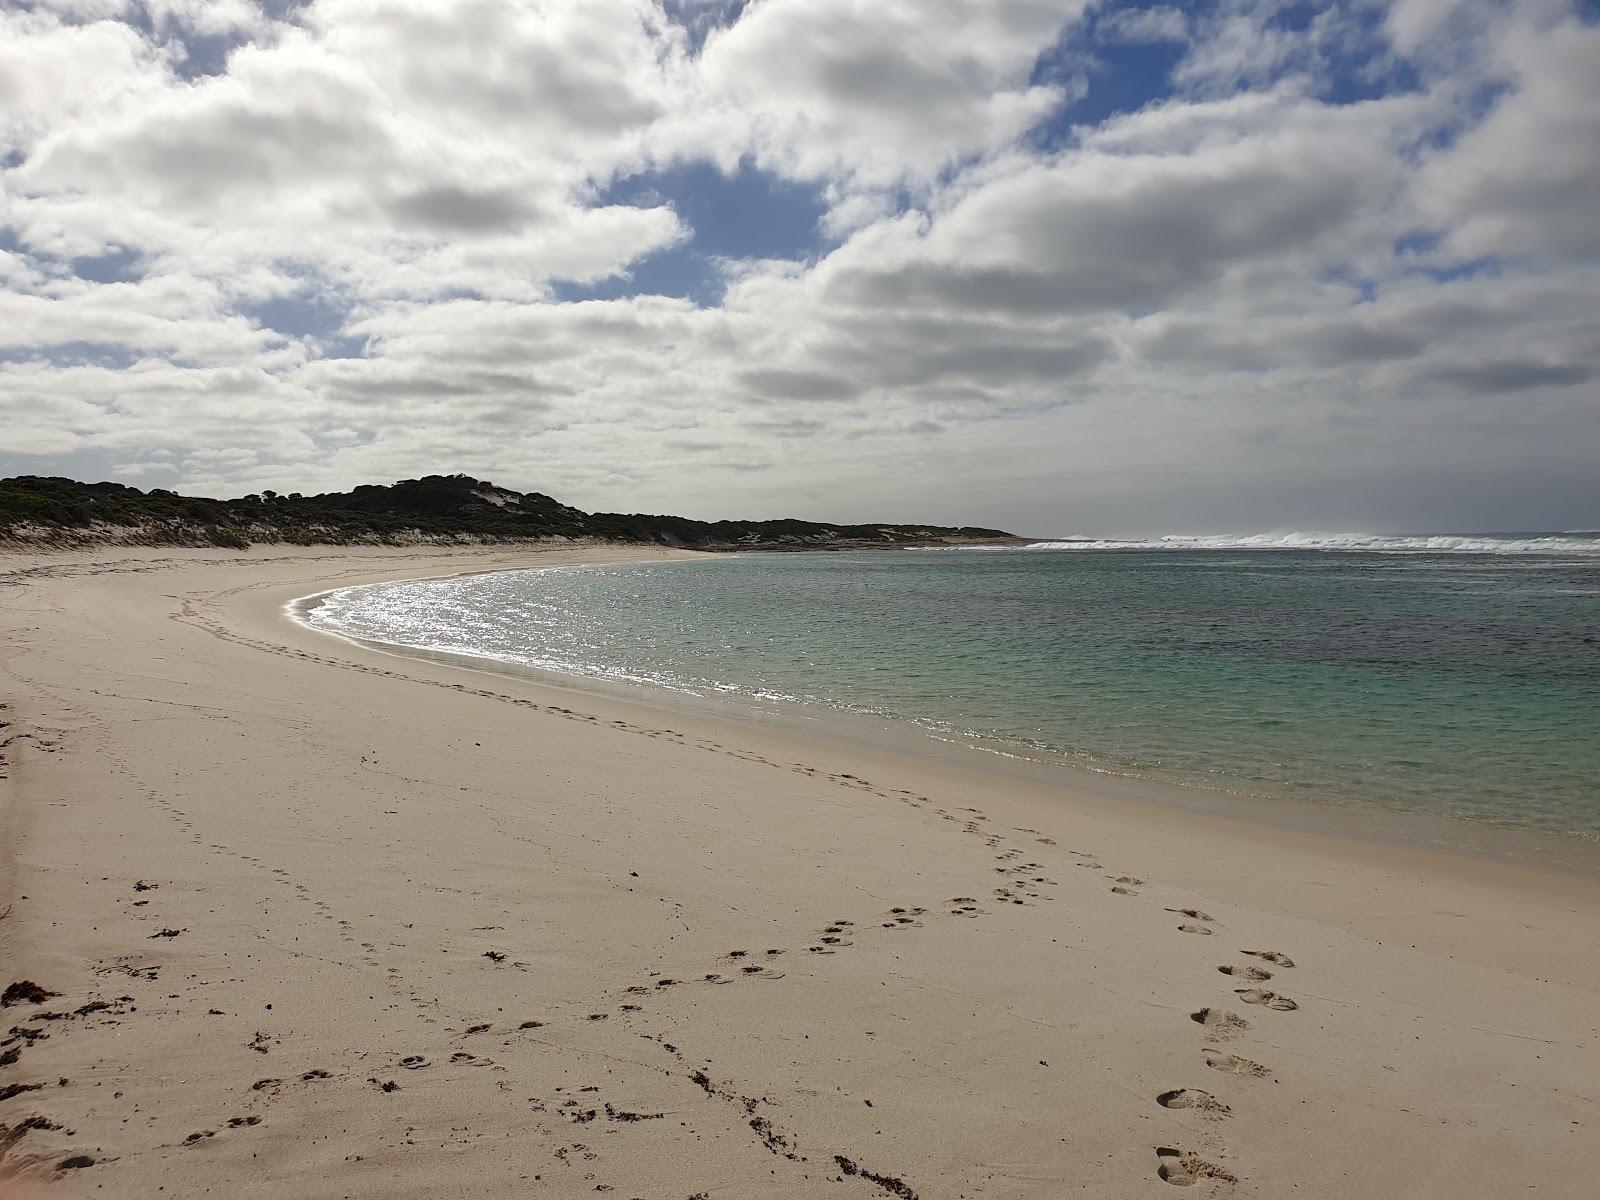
[1,544,1596,1199]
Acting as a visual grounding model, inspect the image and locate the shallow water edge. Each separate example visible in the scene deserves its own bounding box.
[288,562,1600,879]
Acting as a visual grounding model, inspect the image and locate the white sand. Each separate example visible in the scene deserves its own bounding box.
[2,544,1596,1198]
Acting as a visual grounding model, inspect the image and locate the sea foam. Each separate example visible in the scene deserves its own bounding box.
[1022,532,1600,555]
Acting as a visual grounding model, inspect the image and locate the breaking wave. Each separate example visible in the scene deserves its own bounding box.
[1023,532,1600,556]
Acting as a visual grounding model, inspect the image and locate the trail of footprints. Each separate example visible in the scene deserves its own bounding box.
[1141,892,1302,1187]
[988,813,1305,1188]
[551,818,1304,1193]
[144,781,447,1025]
[14,559,1017,1189]
[101,748,1035,1190]
[43,722,1288,1194]
[144,581,1323,1194]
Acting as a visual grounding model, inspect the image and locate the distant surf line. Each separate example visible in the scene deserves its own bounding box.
[1021,532,1600,555]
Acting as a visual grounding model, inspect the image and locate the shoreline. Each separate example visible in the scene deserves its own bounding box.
[290,561,1600,876]
[3,544,1596,1198]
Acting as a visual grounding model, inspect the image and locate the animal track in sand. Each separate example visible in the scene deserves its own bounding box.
[1156,1088,1231,1118]
[1178,924,1213,936]
[1155,1147,1238,1187]
[1110,886,1137,896]
[1202,1051,1271,1078]
[1189,1008,1249,1039]
[1234,989,1297,1011]
[1217,965,1271,981]
[1241,950,1294,968]
[1165,908,1213,922]
[1112,875,1145,886]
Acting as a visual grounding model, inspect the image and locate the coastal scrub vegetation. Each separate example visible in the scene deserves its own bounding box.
[0,474,1013,550]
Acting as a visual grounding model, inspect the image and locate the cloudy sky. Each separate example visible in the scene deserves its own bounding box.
[2,0,1597,534]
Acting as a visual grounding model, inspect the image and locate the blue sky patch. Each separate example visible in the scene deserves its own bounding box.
[564,160,829,305]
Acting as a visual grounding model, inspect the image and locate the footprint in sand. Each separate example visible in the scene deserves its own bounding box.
[1190,1008,1249,1039]
[1165,907,1214,922]
[1241,949,1295,968]
[1234,988,1298,1011]
[1110,886,1137,895]
[1157,1088,1231,1118]
[1202,1051,1271,1078]
[1217,964,1271,981]
[882,907,926,929]
[1156,1147,1238,1186]
[1178,924,1213,936]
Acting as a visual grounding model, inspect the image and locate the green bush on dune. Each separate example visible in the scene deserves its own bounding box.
[0,473,1013,550]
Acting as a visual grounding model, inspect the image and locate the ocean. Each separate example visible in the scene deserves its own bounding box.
[303,535,1600,836]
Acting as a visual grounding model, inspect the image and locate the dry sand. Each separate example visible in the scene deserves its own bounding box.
[1,544,1596,1198]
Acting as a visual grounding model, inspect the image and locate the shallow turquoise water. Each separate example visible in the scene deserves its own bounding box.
[307,543,1600,835]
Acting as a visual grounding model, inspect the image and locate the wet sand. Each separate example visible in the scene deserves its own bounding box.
[1,544,1596,1198]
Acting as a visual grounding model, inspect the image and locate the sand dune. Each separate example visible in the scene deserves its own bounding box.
[2,545,1596,1198]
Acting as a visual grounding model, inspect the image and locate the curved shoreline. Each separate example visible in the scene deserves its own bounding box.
[288,559,1600,873]
[3,543,1597,1199]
